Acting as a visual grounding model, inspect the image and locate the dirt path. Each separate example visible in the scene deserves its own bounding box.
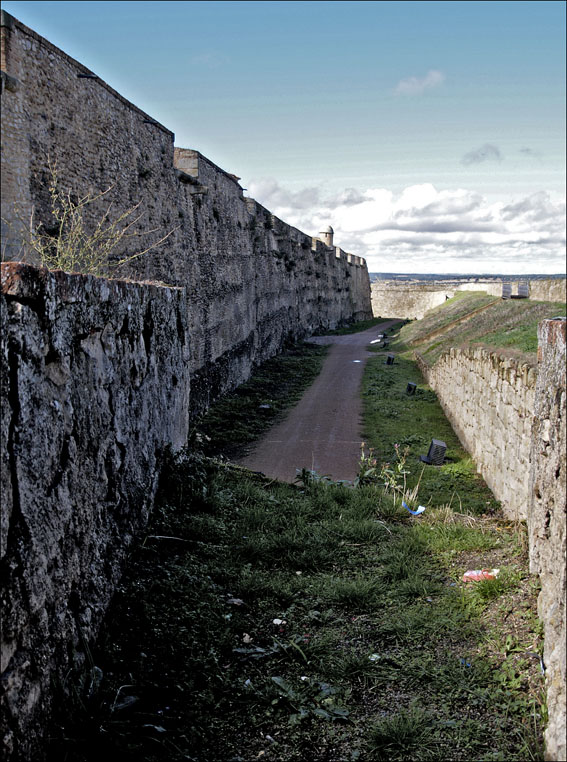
[236,320,400,483]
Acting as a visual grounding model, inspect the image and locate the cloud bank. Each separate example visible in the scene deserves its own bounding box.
[247,180,566,275]
[395,69,445,95]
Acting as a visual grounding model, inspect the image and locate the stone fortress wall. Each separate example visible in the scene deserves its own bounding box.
[416,348,537,521]
[417,323,566,762]
[0,12,371,759]
[528,319,566,762]
[0,11,372,417]
[1,11,565,761]
[371,278,566,320]
[1,263,191,761]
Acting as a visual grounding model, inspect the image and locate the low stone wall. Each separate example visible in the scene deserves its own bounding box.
[418,324,566,759]
[529,279,567,303]
[528,318,566,762]
[371,278,566,320]
[371,283,454,320]
[0,263,191,761]
[416,347,537,520]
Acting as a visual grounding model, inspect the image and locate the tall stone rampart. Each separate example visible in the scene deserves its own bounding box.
[0,263,191,761]
[416,347,537,520]
[528,318,566,762]
[0,12,372,415]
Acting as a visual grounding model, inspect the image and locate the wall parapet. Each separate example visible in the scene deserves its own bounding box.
[0,263,191,761]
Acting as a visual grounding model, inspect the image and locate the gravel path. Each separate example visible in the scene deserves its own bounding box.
[236,320,400,483]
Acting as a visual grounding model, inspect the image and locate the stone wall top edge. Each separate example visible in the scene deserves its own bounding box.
[538,317,567,350]
[3,13,174,139]
[176,148,243,188]
[434,342,535,372]
[1,262,186,300]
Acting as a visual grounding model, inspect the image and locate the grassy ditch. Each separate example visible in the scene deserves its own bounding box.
[49,334,546,761]
[361,352,500,514]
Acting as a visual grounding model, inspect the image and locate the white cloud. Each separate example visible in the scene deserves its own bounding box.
[246,179,566,275]
[395,69,445,95]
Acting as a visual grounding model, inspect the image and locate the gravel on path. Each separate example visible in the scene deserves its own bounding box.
[235,320,400,483]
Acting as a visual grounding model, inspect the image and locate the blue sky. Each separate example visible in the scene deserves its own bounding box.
[3,0,566,274]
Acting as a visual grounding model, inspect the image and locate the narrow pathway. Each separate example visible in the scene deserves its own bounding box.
[236,320,400,483]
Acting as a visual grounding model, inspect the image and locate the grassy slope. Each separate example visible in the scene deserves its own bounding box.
[48,320,546,762]
[393,293,566,367]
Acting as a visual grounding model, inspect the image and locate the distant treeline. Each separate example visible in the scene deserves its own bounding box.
[369,273,566,282]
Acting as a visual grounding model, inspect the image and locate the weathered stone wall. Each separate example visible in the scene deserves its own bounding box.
[0,13,372,416]
[0,263,191,761]
[528,318,566,762]
[418,326,566,759]
[371,278,566,320]
[372,283,456,320]
[416,347,537,520]
[529,279,567,303]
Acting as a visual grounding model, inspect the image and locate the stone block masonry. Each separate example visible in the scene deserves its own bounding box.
[0,13,370,758]
[0,12,372,417]
[418,325,566,761]
[371,278,566,321]
[528,319,566,762]
[0,263,191,761]
[416,346,537,521]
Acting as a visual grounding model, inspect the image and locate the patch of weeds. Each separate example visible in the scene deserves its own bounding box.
[468,566,522,603]
[413,522,499,558]
[366,703,438,761]
[313,575,382,610]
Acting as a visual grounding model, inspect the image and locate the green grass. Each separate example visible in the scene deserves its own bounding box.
[47,334,546,762]
[48,453,544,762]
[361,352,499,513]
[391,294,566,366]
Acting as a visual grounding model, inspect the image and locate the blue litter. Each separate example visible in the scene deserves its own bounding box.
[402,501,426,515]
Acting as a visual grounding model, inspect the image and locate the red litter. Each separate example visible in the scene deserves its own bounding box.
[463,568,500,583]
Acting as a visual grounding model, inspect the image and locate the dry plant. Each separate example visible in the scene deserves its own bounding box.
[3,159,178,277]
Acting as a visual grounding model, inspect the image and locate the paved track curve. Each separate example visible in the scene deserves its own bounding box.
[236,320,400,483]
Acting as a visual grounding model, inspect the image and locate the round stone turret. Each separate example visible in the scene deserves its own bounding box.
[319,225,334,247]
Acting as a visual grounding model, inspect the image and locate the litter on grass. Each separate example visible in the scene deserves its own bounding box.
[462,569,500,582]
[402,501,426,515]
